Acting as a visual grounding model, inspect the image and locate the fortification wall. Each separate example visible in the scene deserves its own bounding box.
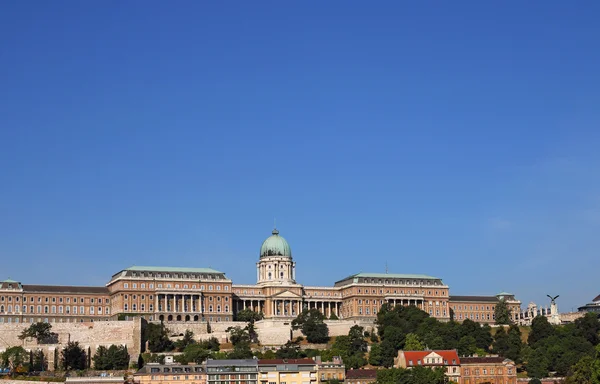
[0,319,141,371]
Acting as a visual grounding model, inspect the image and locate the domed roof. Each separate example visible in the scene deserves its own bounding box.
[260,228,292,258]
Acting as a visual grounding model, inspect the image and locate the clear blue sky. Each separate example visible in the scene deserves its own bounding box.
[1,1,599,313]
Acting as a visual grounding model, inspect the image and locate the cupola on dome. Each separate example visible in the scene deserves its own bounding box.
[260,228,292,258]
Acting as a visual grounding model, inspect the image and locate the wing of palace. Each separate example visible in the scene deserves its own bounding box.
[0,229,523,325]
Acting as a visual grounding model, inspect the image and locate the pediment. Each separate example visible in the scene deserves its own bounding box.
[272,290,302,299]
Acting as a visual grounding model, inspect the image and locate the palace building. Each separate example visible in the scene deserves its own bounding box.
[0,228,520,325]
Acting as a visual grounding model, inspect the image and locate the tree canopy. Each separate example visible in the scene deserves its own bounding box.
[93,345,129,370]
[494,299,512,325]
[292,309,329,343]
[18,322,58,344]
[61,341,87,371]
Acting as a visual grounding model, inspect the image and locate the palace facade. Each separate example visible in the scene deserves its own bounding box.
[0,228,520,324]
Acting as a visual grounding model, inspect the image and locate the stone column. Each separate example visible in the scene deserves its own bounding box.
[251,300,254,312]
[328,302,331,318]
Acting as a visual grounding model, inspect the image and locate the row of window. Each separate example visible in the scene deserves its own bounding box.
[0,305,109,315]
[357,278,442,286]
[124,303,231,313]
[453,305,495,311]
[0,317,108,323]
[0,296,107,304]
[463,367,512,375]
[123,282,230,291]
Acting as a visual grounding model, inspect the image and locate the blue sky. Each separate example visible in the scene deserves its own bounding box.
[1,1,599,313]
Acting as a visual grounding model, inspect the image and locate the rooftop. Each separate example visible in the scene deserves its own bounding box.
[206,359,258,367]
[335,272,440,284]
[460,356,512,364]
[450,295,499,302]
[124,266,224,274]
[23,285,109,294]
[345,369,378,380]
[258,359,316,365]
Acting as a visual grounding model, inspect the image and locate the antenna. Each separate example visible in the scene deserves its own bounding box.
[385,262,388,274]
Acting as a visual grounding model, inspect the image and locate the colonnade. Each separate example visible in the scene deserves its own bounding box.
[156,293,202,313]
[237,299,342,318]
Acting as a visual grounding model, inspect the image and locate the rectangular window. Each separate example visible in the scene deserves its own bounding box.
[80,306,84,314]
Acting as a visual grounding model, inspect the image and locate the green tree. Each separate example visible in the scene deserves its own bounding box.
[506,325,524,363]
[276,341,302,359]
[575,313,600,346]
[529,379,542,384]
[404,333,424,351]
[527,347,550,379]
[347,325,368,353]
[494,299,512,325]
[329,312,338,320]
[137,354,144,369]
[107,345,129,370]
[1,346,28,375]
[18,322,58,344]
[174,330,196,351]
[492,327,509,356]
[227,326,253,359]
[292,309,329,343]
[368,343,383,366]
[145,323,174,353]
[181,344,211,364]
[61,341,87,371]
[236,309,264,323]
[93,346,109,370]
[379,339,397,368]
[457,335,477,357]
[32,350,46,372]
[528,316,554,346]
[200,337,220,352]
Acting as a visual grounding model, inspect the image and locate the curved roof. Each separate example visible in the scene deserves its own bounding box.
[260,228,292,258]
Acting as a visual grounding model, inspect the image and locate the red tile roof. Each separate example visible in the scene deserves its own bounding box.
[345,369,378,380]
[258,359,316,365]
[401,350,460,366]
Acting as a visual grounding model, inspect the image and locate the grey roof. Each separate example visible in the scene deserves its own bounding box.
[125,266,224,274]
[335,272,440,285]
[206,359,258,366]
[450,295,499,303]
[22,285,109,294]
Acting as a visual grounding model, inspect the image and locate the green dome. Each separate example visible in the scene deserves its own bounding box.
[260,228,292,258]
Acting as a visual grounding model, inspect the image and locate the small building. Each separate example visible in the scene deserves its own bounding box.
[314,356,345,383]
[395,350,460,383]
[258,359,317,384]
[135,363,206,384]
[460,356,516,384]
[206,359,259,384]
[344,369,377,384]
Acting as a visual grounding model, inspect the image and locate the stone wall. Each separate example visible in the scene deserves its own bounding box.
[0,319,142,371]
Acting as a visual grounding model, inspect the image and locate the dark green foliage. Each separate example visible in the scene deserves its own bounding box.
[18,322,58,344]
[330,326,368,369]
[137,354,144,369]
[1,346,28,374]
[529,379,542,384]
[575,313,600,346]
[276,341,302,359]
[206,321,212,334]
[368,343,383,366]
[61,341,87,371]
[292,309,329,343]
[93,344,130,370]
[174,330,195,351]
[236,309,264,323]
[227,326,253,359]
[145,323,174,353]
[528,316,555,346]
[492,327,509,356]
[457,335,477,357]
[375,366,445,384]
[494,299,512,325]
[329,312,338,320]
[527,347,549,378]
